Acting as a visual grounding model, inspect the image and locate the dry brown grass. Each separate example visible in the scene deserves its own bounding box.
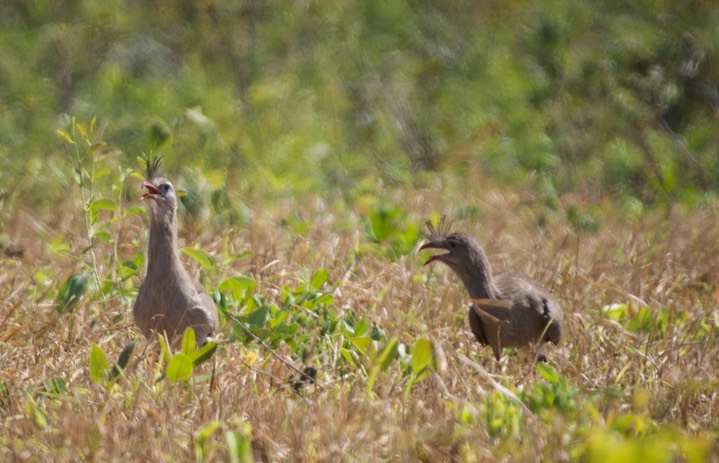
[1,182,718,462]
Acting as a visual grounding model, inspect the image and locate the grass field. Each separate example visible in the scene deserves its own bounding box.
[2,1,719,461]
[1,140,717,461]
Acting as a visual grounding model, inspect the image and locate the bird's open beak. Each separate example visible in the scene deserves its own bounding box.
[141,181,161,200]
[419,241,450,266]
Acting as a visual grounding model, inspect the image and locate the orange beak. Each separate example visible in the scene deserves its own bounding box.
[419,241,448,266]
[141,181,161,200]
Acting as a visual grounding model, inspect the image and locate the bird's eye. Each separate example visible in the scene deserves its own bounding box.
[449,241,457,248]
[160,183,172,193]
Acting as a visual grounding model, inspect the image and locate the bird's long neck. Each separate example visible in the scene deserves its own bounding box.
[146,210,183,277]
[454,247,500,299]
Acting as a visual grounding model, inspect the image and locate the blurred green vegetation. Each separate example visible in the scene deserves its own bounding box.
[1,0,718,214]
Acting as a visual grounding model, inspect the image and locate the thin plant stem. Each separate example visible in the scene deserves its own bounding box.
[70,120,105,306]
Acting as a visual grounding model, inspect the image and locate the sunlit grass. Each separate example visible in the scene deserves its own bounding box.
[2,1,719,458]
[0,123,717,461]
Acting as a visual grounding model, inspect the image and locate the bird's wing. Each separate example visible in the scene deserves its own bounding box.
[494,272,563,344]
[470,298,512,323]
[471,298,512,311]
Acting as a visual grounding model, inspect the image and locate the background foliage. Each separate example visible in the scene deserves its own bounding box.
[1,1,718,461]
[2,0,719,208]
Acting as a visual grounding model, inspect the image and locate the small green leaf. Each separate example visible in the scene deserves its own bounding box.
[56,129,75,144]
[536,362,560,384]
[219,276,257,300]
[367,338,400,394]
[460,404,477,425]
[92,230,112,243]
[88,141,107,156]
[92,167,111,182]
[310,268,329,290]
[129,170,146,183]
[410,338,433,375]
[314,293,334,306]
[189,341,218,367]
[349,336,372,356]
[90,198,117,212]
[182,247,215,269]
[246,306,268,327]
[628,306,653,332]
[47,377,67,395]
[368,202,400,242]
[56,272,89,313]
[225,429,253,463]
[166,353,193,383]
[195,421,223,461]
[90,343,110,384]
[656,308,670,335]
[181,327,196,354]
[196,420,222,446]
[601,303,626,321]
[76,122,88,140]
[48,235,70,255]
[109,341,136,380]
[353,318,370,337]
[225,430,239,462]
[340,348,360,368]
[377,337,399,372]
[27,399,48,429]
[118,254,144,280]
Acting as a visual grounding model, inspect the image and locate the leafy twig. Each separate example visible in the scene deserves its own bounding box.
[222,308,325,391]
[242,362,311,404]
[73,124,104,301]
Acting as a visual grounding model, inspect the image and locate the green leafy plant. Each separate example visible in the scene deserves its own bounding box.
[400,337,435,399]
[364,201,422,259]
[157,328,219,384]
[57,118,108,296]
[222,269,337,360]
[89,343,111,386]
[601,303,676,335]
[55,272,89,313]
[195,416,254,463]
[578,425,712,463]
[89,342,136,387]
[58,117,150,309]
[521,363,578,415]
[480,390,523,439]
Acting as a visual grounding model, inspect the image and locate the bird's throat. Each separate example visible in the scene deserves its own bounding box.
[146,215,182,277]
[457,263,499,299]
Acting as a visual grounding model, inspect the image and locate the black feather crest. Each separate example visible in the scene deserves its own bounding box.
[424,215,454,240]
[142,154,163,180]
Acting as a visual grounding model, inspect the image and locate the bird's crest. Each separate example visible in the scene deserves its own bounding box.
[142,154,163,180]
[424,215,454,240]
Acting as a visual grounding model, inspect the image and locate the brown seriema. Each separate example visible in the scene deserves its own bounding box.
[132,156,219,346]
[421,217,563,362]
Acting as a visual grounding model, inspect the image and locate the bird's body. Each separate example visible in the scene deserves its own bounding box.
[421,226,562,361]
[133,160,218,346]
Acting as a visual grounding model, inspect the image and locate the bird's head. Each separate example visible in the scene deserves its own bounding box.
[420,217,496,298]
[420,217,482,269]
[420,231,480,268]
[141,156,177,221]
